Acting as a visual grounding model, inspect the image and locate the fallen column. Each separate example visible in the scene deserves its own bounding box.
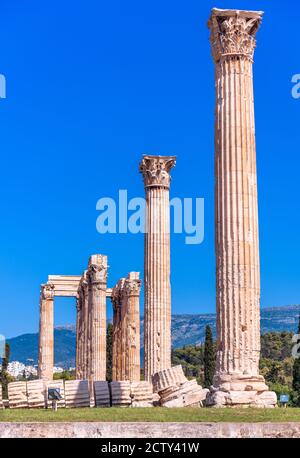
[152,366,209,408]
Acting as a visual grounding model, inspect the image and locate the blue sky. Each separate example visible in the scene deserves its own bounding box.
[0,0,299,338]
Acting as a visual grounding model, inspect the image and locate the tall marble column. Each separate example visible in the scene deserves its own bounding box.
[38,284,55,380]
[87,254,107,382]
[208,8,276,407]
[124,273,142,381]
[139,155,176,380]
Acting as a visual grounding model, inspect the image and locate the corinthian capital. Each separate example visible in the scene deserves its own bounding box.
[41,283,55,300]
[124,278,142,297]
[87,254,108,284]
[208,8,263,63]
[139,155,176,189]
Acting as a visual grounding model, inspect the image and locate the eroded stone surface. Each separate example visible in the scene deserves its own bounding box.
[153,366,208,408]
[111,273,141,381]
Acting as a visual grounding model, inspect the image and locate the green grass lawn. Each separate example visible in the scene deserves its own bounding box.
[1,407,300,423]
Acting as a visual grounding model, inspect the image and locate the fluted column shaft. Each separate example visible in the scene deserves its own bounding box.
[112,300,118,381]
[139,155,176,380]
[75,293,82,379]
[111,274,141,381]
[209,9,263,379]
[38,284,55,380]
[215,57,260,376]
[88,255,107,382]
[125,275,141,381]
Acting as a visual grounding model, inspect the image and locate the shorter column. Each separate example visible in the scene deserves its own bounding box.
[111,273,141,381]
[38,284,55,380]
[75,293,81,379]
[111,279,125,380]
[124,273,141,381]
[87,254,108,382]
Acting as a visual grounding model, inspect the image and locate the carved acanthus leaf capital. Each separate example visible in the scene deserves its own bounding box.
[41,283,55,300]
[208,9,263,63]
[139,155,176,189]
[87,254,108,284]
[124,278,142,297]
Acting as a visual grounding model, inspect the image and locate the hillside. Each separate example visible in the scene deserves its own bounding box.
[7,305,300,369]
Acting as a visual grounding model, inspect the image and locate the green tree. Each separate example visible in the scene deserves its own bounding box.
[292,316,300,401]
[106,323,113,382]
[203,325,215,388]
[53,370,75,380]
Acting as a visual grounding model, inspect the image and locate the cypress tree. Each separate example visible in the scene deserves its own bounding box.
[204,325,215,388]
[292,315,300,394]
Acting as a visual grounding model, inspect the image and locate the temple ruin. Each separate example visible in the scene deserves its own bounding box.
[35,8,277,409]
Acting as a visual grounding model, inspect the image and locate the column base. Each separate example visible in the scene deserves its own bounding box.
[206,374,277,408]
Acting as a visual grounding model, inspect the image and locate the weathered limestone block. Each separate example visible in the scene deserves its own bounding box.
[64,380,90,408]
[152,365,186,393]
[254,391,278,408]
[94,381,110,407]
[160,380,209,408]
[110,381,131,407]
[8,382,28,409]
[153,366,208,408]
[46,380,65,408]
[130,381,154,407]
[27,380,46,408]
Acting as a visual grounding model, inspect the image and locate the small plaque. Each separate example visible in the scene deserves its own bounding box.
[280,394,289,404]
[48,388,62,401]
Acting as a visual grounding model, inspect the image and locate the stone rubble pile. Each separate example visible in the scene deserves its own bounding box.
[207,374,278,408]
[152,365,209,408]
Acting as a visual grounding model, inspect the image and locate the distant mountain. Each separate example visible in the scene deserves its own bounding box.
[7,305,300,369]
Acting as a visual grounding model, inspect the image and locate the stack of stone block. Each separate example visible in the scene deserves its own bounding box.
[152,365,209,408]
[46,380,66,408]
[64,380,90,408]
[94,381,110,407]
[27,380,46,408]
[130,381,154,407]
[8,381,28,409]
[110,381,131,407]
